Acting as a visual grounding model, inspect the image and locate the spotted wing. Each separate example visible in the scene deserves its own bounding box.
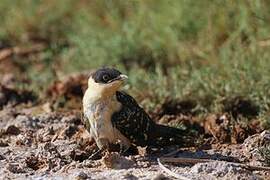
[111,91,156,146]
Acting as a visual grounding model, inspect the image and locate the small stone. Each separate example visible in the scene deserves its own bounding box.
[243,130,270,165]
[152,173,168,180]
[123,173,138,180]
[0,154,5,160]
[5,125,20,135]
[102,152,135,169]
[7,163,26,174]
[0,139,8,147]
[75,171,89,180]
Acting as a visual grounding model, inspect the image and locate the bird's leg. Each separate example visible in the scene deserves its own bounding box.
[119,143,138,156]
[88,138,110,160]
[119,143,129,154]
[115,139,128,154]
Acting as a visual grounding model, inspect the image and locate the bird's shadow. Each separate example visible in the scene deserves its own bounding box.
[142,146,241,165]
[86,144,241,166]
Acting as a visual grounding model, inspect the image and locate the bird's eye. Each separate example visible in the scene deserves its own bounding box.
[102,75,109,82]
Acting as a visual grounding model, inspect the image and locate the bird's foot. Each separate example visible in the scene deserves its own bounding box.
[119,143,129,154]
[119,145,138,156]
[88,149,103,160]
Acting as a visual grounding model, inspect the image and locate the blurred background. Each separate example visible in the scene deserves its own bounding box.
[0,0,270,128]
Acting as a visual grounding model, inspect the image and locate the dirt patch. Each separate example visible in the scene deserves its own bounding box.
[222,96,259,119]
[151,99,263,146]
[46,72,90,110]
[0,107,269,179]
[203,114,262,144]
[154,98,198,118]
[189,161,257,179]
[0,85,36,109]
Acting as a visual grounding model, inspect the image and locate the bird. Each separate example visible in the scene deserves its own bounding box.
[82,67,186,152]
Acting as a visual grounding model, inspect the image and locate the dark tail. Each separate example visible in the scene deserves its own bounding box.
[149,124,192,147]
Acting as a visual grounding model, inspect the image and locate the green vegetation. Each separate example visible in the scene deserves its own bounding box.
[0,0,270,126]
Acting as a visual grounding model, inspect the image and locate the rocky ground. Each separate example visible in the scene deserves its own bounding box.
[0,104,270,180]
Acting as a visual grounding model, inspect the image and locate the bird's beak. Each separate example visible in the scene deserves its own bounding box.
[108,74,128,83]
[119,74,128,81]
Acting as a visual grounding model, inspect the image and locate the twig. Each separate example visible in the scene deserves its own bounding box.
[157,158,191,180]
[0,43,46,61]
[159,157,270,171]
[160,157,214,164]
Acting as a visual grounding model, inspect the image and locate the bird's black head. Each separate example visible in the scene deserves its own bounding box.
[87,68,128,97]
[91,68,125,84]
